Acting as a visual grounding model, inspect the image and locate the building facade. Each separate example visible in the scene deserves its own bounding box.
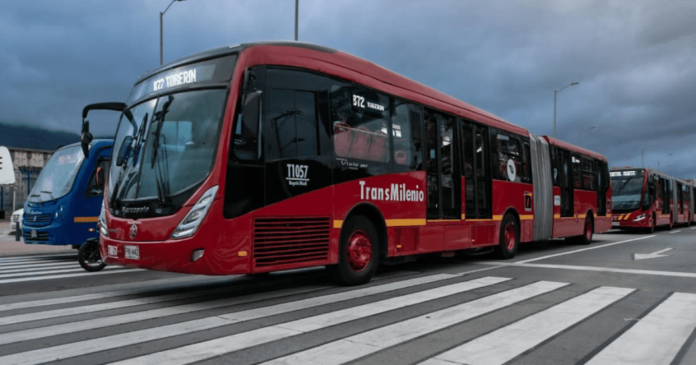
[0,147,53,218]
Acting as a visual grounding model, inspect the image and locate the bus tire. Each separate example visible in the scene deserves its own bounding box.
[331,216,380,286]
[577,216,593,245]
[646,214,656,234]
[78,238,106,272]
[494,214,519,259]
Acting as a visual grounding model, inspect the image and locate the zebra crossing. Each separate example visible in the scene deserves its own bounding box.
[0,253,141,285]
[0,269,695,364]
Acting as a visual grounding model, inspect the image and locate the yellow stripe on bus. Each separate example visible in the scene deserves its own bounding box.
[554,214,561,219]
[387,219,427,227]
[520,215,534,220]
[333,220,343,229]
[578,214,586,219]
[74,217,98,223]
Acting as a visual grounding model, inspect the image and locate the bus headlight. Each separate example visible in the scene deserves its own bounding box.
[172,186,218,239]
[633,214,646,222]
[99,205,108,236]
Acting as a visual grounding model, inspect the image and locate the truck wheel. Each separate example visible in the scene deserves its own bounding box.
[577,216,593,245]
[78,238,106,272]
[494,214,519,259]
[330,216,380,286]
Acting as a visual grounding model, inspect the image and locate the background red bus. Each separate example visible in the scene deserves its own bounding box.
[98,42,611,285]
[611,167,692,232]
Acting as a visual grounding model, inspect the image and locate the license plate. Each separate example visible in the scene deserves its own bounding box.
[125,245,140,260]
[108,245,118,257]
[31,230,37,238]
[612,222,620,227]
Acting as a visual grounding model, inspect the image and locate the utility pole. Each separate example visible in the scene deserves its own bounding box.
[295,0,299,41]
[642,149,644,167]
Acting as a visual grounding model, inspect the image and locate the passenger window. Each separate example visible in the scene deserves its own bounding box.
[494,132,524,182]
[266,89,319,160]
[571,154,582,188]
[330,85,390,163]
[391,100,423,172]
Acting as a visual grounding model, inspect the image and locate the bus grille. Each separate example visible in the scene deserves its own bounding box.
[23,214,52,226]
[253,217,331,268]
[23,230,50,242]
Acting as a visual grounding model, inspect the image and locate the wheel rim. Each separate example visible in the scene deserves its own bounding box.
[346,230,372,272]
[504,223,516,251]
[585,220,592,240]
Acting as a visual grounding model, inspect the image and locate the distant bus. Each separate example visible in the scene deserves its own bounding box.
[96,41,611,285]
[611,167,692,232]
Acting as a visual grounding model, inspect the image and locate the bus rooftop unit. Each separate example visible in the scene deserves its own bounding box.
[99,41,611,285]
[611,167,692,232]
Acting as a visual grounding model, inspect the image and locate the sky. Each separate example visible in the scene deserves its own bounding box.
[1,0,695,178]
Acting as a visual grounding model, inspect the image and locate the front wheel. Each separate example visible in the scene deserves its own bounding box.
[494,214,519,259]
[329,216,380,286]
[646,214,656,234]
[78,238,106,272]
[576,217,593,245]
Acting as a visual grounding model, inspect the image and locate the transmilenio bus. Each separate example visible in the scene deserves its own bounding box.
[95,42,611,285]
[611,167,693,232]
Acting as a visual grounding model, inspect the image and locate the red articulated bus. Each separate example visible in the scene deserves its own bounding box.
[98,41,611,285]
[611,167,693,232]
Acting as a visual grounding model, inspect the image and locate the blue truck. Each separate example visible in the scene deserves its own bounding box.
[23,102,125,271]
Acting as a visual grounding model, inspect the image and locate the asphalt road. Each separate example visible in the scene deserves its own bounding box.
[0,226,695,364]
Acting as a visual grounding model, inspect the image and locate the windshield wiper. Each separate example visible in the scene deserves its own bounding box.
[110,112,148,209]
[40,191,55,200]
[150,96,173,206]
[29,194,43,203]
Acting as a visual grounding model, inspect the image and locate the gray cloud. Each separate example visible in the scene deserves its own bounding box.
[1,0,695,178]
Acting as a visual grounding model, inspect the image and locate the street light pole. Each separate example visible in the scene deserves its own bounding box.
[553,82,579,139]
[160,0,185,65]
[295,0,299,41]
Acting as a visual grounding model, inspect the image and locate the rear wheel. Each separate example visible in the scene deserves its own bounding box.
[78,238,106,272]
[576,216,593,245]
[494,214,519,259]
[330,216,380,286]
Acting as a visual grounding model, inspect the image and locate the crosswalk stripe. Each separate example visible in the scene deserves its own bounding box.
[0,255,75,266]
[0,261,77,270]
[0,263,81,274]
[262,281,568,365]
[110,277,512,365]
[586,292,696,365]
[0,253,75,262]
[421,286,635,365]
[0,267,143,285]
[0,283,328,345]
[0,265,123,280]
[0,273,459,365]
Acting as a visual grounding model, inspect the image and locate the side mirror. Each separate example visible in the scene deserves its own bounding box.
[116,136,133,167]
[81,120,93,158]
[96,167,105,187]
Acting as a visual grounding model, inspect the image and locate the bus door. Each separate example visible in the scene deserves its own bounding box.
[459,120,493,245]
[558,149,574,218]
[424,110,459,220]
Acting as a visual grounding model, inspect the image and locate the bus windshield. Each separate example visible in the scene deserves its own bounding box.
[29,145,84,203]
[107,89,227,217]
[611,176,644,211]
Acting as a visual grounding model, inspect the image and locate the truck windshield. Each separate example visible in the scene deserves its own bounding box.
[611,176,644,211]
[107,89,227,217]
[29,146,84,203]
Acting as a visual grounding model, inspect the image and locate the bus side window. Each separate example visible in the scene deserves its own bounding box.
[493,131,524,183]
[391,100,422,172]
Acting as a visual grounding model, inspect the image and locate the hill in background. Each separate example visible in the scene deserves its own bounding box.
[0,122,80,151]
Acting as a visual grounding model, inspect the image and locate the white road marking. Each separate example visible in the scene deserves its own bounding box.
[0,267,143,285]
[633,247,673,261]
[0,265,123,280]
[421,286,634,365]
[262,281,569,365]
[516,236,655,264]
[108,277,512,365]
[0,263,80,274]
[586,292,696,365]
[0,253,75,263]
[0,261,77,270]
[670,230,682,234]
[515,263,696,278]
[690,227,696,230]
[0,273,460,364]
[0,284,326,345]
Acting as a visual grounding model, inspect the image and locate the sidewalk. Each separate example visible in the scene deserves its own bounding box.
[0,220,75,257]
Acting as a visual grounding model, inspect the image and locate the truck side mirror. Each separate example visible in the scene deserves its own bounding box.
[81,120,93,157]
